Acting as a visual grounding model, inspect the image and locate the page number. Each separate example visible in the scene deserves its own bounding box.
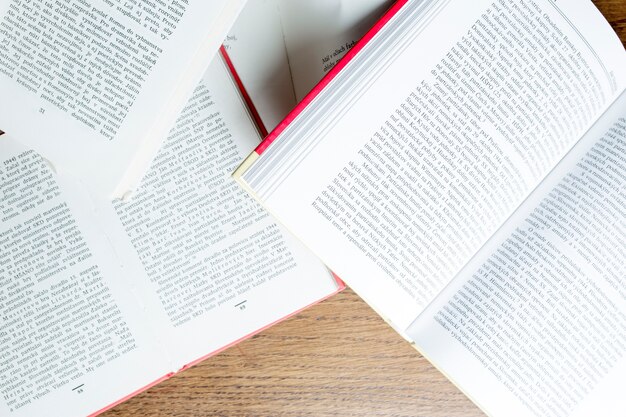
[39,107,45,114]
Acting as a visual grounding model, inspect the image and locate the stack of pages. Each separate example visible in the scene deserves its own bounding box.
[1,0,625,417]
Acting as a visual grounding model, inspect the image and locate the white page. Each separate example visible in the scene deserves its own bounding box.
[239,0,626,332]
[278,0,393,100]
[407,90,626,417]
[0,137,168,417]
[92,56,339,368]
[0,54,339,417]
[224,0,296,132]
[0,0,246,197]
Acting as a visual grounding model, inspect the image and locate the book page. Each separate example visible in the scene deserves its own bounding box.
[92,56,340,367]
[278,0,393,100]
[0,0,246,196]
[0,54,340,417]
[0,136,168,417]
[223,0,296,131]
[407,90,626,417]
[239,0,626,332]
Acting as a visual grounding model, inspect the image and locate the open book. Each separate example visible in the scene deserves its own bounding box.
[0,0,247,197]
[223,0,393,131]
[0,53,341,417]
[234,0,626,415]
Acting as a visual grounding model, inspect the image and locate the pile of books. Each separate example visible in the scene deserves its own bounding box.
[1,0,624,416]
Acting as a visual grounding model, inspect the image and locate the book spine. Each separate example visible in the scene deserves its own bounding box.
[252,0,409,155]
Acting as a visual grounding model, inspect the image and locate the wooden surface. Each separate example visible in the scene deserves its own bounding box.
[103,2,625,417]
[105,289,482,417]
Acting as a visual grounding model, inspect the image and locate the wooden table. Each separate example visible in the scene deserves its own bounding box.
[103,2,626,416]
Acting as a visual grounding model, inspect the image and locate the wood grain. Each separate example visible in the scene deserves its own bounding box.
[594,0,626,42]
[103,289,483,417]
[103,2,625,416]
